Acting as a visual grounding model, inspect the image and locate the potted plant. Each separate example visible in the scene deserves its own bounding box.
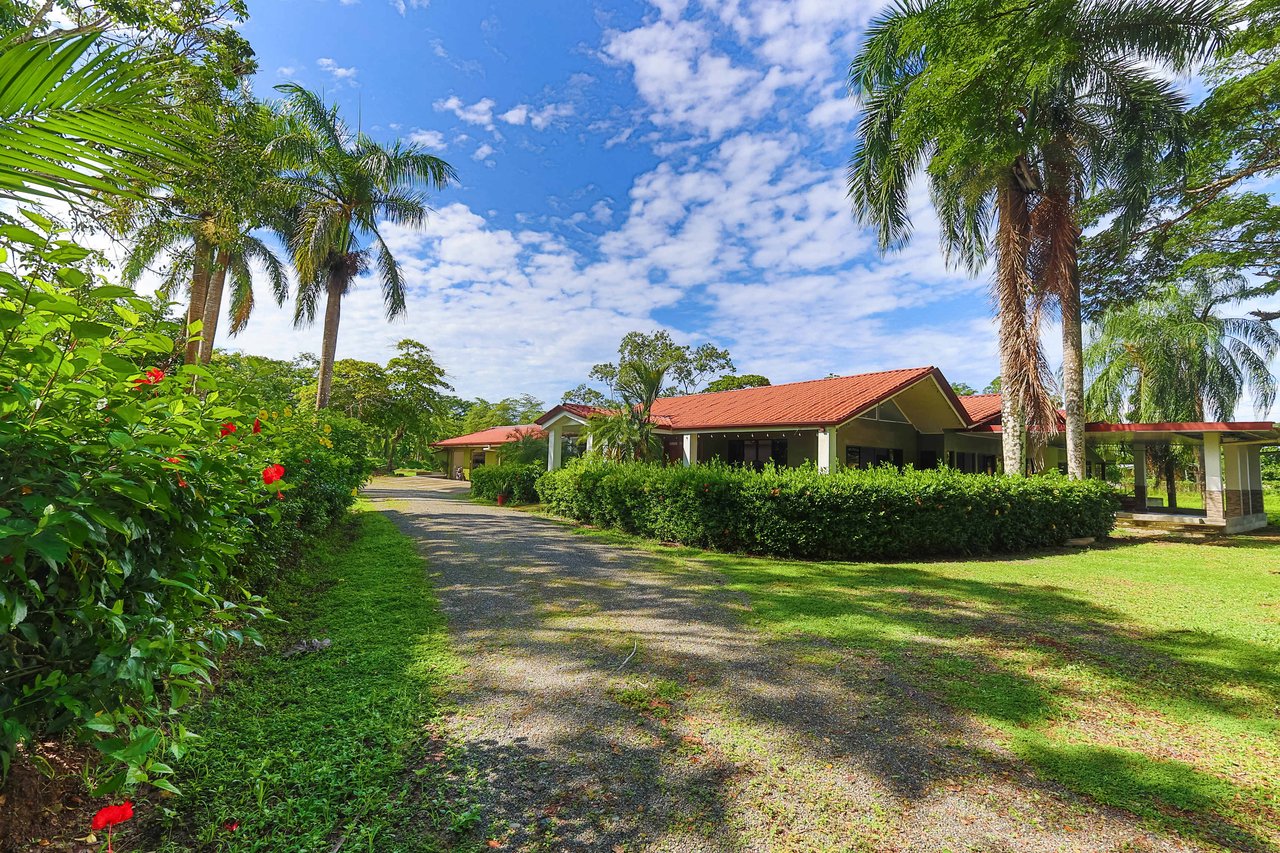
[496,491,509,507]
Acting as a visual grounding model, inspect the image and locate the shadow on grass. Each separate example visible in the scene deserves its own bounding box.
[367,478,1279,852]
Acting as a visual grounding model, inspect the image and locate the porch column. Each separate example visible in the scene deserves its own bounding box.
[1203,433,1224,521]
[1132,442,1147,507]
[547,424,563,471]
[681,433,698,466]
[1224,444,1264,519]
[817,427,838,473]
[584,433,594,455]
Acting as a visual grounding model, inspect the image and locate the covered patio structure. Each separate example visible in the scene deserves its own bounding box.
[1085,422,1277,534]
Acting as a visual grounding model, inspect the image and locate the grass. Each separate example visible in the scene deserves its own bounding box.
[558,517,1280,850]
[136,508,481,853]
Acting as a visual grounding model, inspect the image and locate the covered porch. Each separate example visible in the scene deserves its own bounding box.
[1085,422,1277,534]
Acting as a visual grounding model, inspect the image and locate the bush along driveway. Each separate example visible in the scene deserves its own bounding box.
[367,475,1279,852]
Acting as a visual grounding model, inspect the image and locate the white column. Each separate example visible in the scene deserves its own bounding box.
[547,424,563,471]
[1203,432,1223,520]
[681,433,698,466]
[817,427,839,473]
[584,432,594,455]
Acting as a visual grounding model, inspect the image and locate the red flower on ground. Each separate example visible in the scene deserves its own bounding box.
[262,463,286,485]
[220,422,237,437]
[252,418,261,434]
[224,821,239,832]
[91,800,134,853]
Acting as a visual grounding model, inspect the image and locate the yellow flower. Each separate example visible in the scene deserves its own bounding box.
[258,409,268,420]
[323,424,332,434]
[351,487,359,496]
[284,406,293,417]
[271,410,279,418]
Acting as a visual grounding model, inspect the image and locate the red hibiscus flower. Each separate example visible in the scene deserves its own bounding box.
[92,800,133,852]
[133,368,165,388]
[220,422,236,437]
[224,821,240,832]
[178,477,188,488]
[262,463,286,485]
[252,418,261,434]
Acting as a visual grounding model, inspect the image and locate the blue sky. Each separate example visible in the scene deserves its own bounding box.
[226,1,1055,406]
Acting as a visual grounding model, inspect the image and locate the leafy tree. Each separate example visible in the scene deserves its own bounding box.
[381,340,453,470]
[206,352,316,405]
[458,394,546,434]
[983,377,1003,394]
[577,331,733,403]
[949,381,978,397]
[704,373,770,393]
[270,84,456,408]
[500,431,549,466]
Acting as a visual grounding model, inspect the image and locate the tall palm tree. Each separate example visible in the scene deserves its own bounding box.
[848,0,1058,476]
[1023,0,1230,478]
[270,84,457,409]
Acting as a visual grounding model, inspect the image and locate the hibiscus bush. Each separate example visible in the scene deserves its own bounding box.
[536,458,1119,560]
[0,217,369,795]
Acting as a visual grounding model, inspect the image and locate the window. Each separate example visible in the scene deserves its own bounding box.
[846,446,904,470]
[728,438,787,471]
[471,451,486,468]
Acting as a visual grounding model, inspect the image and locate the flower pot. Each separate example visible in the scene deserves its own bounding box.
[496,494,508,506]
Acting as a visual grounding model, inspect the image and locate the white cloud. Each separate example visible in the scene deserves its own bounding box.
[472,143,496,162]
[392,0,428,13]
[276,65,296,77]
[499,105,529,125]
[434,95,497,131]
[408,129,447,151]
[316,57,358,82]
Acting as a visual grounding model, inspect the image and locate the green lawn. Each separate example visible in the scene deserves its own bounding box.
[132,509,481,853]
[563,519,1280,851]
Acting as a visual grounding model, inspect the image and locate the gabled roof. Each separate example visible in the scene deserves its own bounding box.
[645,366,962,430]
[432,424,542,448]
[535,403,611,426]
[956,393,1003,426]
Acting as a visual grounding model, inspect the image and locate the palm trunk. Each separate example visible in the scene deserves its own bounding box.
[1164,453,1178,510]
[183,232,213,364]
[1040,140,1086,479]
[387,426,405,473]
[315,269,345,409]
[199,248,231,364]
[994,169,1039,476]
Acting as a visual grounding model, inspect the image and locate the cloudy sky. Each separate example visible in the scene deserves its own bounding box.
[203,0,1267,417]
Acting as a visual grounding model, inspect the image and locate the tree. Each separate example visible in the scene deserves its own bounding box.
[850,0,1230,478]
[270,84,456,408]
[381,340,453,471]
[983,377,1003,394]
[458,395,546,434]
[205,352,316,406]
[1086,273,1279,507]
[1019,0,1228,480]
[577,331,734,403]
[704,374,770,393]
[949,381,978,397]
[849,0,1057,476]
[587,356,674,462]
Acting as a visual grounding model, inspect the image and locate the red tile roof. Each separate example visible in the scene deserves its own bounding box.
[431,424,542,448]
[956,393,1002,425]
[535,403,612,425]
[647,366,946,430]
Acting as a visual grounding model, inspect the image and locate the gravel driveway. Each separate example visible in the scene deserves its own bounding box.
[365,476,1200,853]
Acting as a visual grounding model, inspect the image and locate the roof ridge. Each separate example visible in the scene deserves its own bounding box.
[669,366,936,401]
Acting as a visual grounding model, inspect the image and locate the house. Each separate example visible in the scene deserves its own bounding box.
[433,424,542,480]
[534,365,1278,533]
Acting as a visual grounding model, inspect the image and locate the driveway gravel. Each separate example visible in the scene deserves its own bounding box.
[364,476,1203,853]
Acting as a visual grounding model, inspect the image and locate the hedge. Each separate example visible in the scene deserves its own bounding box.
[0,218,372,796]
[536,459,1119,560]
[470,462,542,504]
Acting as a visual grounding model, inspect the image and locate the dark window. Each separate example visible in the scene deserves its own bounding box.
[471,451,486,468]
[664,437,683,465]
[845,445,861,467]
[847,446,905,470]
[728,438,787,471]
[919,450,939,469]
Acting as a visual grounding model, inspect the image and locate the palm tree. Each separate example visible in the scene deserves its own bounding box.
[269,84,457,409]
[1022,0,1230,478]
[849,1,1058,476]
[587,359,673,462]
[0,31,193,204]
[1086,272,1279,506]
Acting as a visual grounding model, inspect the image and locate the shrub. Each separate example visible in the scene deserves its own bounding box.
[0,218,369,795]
[470,463,542,504]
[536,459,1119,560]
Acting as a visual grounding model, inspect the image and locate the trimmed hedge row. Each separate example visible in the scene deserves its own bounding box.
[470,463,542,504]
[536,459,1119,560]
